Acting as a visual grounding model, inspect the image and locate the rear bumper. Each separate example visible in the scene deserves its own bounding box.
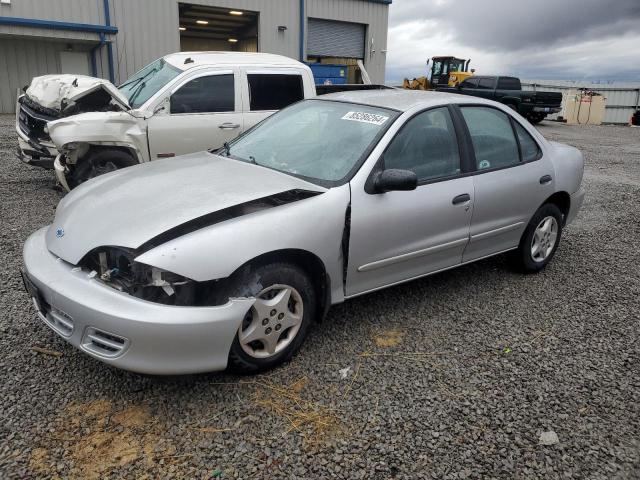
[566,186,585,226]
[22,227,255,375]
[531,106,561,114]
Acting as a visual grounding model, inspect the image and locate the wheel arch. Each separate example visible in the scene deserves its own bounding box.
[80,143,142,164]
[542,191,571,225]
[231,248,332,323]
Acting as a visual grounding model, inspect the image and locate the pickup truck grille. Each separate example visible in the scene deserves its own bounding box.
[18,96,59,141]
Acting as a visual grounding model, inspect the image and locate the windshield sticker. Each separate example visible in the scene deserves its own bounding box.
[341,111,389,126]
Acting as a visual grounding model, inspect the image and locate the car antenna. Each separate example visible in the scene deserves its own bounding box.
[184,57,194,64]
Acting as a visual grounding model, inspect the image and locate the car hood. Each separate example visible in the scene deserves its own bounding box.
[25,74,130,112]
[46,153,326,265]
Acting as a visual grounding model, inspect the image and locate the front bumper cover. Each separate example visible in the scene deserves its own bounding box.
[22,227,255,374]
[16,130,58,169]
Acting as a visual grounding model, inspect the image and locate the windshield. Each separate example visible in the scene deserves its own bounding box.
[450,59,466,72]
[118,58,182,109]
[225,100,398,186]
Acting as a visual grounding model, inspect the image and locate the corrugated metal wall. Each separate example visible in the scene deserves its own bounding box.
[0,0,107,42]
[522,80,640,124]
[0,38,63,113]
[0,0,389,112]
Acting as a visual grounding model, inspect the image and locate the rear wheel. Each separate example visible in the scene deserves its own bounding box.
[69,149,137,188]
[513,203,563,272]
[528,113,545,124]
[225,263,316,373]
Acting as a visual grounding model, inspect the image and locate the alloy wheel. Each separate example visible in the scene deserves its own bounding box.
[238,284,304,359]
[531,216,558,262]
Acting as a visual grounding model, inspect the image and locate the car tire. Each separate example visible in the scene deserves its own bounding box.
[513,203,563,273]
[69,149,137,188]
[528,113,545,124]
[224,262,316,374]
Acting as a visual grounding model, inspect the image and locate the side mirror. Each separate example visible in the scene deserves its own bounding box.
[374,169,418,193]
[153,98,169,115]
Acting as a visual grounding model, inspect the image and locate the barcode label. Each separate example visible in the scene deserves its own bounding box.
[341,111,389,126]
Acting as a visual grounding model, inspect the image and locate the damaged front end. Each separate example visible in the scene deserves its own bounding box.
[78,247,226,306]
[16,74,132,169]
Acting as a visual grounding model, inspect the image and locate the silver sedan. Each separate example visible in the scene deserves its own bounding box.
[22,90,585,374]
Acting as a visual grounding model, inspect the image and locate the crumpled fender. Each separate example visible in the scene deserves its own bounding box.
[134,185,351,304]
[48,111,149,163]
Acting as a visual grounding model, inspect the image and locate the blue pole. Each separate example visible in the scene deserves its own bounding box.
[299,0,305,62]
[103,0,115,84]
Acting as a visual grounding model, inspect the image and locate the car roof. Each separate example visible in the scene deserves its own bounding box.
[318,89,497,112]
[164,51,306,70]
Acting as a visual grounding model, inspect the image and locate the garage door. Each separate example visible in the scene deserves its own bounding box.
[307,18,365,59]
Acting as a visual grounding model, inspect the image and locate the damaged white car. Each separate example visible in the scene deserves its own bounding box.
[22,91,585,374]
[16,52,315,189]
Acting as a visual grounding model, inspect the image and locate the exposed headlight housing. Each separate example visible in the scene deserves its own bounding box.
[78,247,197,305]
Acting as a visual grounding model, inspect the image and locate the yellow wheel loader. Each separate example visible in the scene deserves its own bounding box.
[403,56,473,90]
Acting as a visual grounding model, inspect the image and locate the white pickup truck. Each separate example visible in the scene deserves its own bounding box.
[16,52,320,190]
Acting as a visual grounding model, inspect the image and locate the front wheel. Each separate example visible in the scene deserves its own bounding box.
[69,149,138,188]
[225,263,316,373]
[513,204,563,272]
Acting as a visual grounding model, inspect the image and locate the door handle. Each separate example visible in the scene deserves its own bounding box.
[452,193,471,205]
[539,175,552,185]
[219,123,240,130]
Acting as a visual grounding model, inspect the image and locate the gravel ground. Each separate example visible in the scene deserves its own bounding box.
[0,115,639,479]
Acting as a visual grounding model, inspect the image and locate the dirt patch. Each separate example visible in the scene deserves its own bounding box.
[373,329,405,348]
[27,400,172,479]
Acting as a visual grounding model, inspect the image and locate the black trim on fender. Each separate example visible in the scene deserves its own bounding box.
[137,189,322,253]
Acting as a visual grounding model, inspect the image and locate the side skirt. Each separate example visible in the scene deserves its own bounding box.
[343,247,517,300]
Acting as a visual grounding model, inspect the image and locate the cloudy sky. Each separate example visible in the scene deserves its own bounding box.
[385,0,640,84]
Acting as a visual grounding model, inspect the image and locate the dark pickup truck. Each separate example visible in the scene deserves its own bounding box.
[438,76,562,124]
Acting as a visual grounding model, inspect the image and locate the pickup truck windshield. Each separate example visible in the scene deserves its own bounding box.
[118,59,182,109]
[226,99,397,186]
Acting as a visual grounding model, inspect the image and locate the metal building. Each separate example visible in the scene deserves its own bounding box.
[0,0,391,113]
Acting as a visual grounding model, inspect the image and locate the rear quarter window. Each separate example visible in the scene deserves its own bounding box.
[514,122,542,161]
[497,77,521,90]
[248,74,304,111]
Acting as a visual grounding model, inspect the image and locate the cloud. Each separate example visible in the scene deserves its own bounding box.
[385,0,640,83]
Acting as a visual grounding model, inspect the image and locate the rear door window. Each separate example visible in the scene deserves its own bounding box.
[170,74,234,114]
[248,74,304,111]
[476,78,496,90]
[461,106,520,170]
[497,77,521,90]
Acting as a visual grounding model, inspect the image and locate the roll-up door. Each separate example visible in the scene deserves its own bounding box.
[307,18,365,59]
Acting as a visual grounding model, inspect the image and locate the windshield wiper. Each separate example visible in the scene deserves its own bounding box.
[119,66,159,90]
[127,81,146,108]
[248,156,257,164]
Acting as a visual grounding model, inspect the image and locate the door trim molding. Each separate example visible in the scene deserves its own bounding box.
[346,246,517,300]
[357,237,469,273]
[470,222,524,241]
